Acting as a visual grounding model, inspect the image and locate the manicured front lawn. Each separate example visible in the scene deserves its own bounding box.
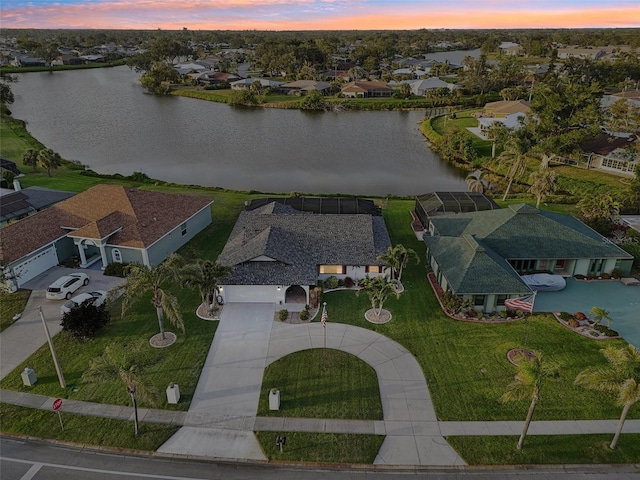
[257,349,382,420]
[255,431,383,464]
[447,434,640,465]
[0,287,216,411]
[0,403,178,451]
[0,290,30,333]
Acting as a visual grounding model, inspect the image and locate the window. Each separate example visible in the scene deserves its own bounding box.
[365,265,381,273]
[474,295,485,306]
[555,259,566,269]
[112,249,122,264]
[180,223,187,236]
[319,265,345,274]
[497,295,507,306]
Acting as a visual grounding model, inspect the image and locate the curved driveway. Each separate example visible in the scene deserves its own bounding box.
[159,303,463,466]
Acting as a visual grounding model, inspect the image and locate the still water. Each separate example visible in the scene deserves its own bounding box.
[9,66,466,196]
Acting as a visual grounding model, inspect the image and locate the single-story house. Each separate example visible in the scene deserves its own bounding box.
[583,133,638,176]
[278,80,331,96]
[0,156,22,176]
[557,47,606,60]
[341,81,394,98]
[425,204,634,312]
[477,112,527,134]
[1,185,75,226]
[483,100,531,118]
[230,78,283,90]
[0,185,212,290]
[217,199,392,304]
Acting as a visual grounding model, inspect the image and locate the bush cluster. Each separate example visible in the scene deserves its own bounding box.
[325,276,340,289]
[299,305,310,321]
[278,309,289,321]
[104,262,130,278]
[61,303,110,339]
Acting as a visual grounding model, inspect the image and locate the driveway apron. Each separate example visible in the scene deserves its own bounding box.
[158,303,275,461]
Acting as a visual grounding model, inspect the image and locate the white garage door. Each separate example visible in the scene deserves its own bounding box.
[223,285,276,303]
[14,246,59,287]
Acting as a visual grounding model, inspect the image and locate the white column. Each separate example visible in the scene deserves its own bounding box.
[98,243,108,270]
[77,240,88,267]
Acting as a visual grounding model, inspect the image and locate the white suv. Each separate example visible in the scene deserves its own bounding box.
[46,273,89,300]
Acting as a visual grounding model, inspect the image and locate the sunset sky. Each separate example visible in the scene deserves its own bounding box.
[1,0,639,30]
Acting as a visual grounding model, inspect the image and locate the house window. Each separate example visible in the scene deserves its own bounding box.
[180,223,187,236]
[365,265,381,273]
[555,259,566,269]
[497,295,507,306]
[474,295,485,306]
[319,265,346,274]
[112,249,123,264]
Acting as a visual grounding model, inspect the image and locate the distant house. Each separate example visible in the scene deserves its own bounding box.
[278,80,331,96]
[601,90,640,109]
[583,133,638,176]
[189,71,243,85]
[405,77,456,96]
[483,100,531,118]
[230,78,283,90]
[217,198,391,305]
[0,185,212,290]
[341,81,393,98]
[478,112,527,134]
[557,47,605,60]
[425,204,634,313]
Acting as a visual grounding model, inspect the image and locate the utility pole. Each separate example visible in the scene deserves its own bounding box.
[39,306,66,388]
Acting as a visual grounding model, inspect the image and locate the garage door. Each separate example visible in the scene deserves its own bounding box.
[223,285,277,303]
[14,246,59,287]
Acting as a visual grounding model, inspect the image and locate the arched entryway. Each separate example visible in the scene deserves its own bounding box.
[285,285,307,304]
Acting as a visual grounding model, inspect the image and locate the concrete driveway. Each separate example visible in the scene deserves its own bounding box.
[0,266,125,380]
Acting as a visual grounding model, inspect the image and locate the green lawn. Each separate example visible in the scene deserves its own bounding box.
[0,403,178,451]
[0,290,30,333]
[257,349,383,420]
[447,434,640,465]
[255,431,383,464]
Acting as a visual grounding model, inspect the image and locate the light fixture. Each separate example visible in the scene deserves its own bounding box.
[277,286,281,291]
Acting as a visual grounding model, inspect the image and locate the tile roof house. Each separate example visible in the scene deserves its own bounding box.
[217,200,392,305]
[0,185,212,290]
[425,204,633,312]
[341,81,394,98]
[483,100,531,118]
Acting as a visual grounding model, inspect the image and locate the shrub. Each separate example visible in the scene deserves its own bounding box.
[343,276,354,288]
[325,276,340,289]
[499,310,508,318]
[298,308,310,321]
[568,318,580,328]
[558,312,573,321]
[593,324,619,337]
[61,303,110,339]
[278,309,289,321]
[600,272,611,279]
[476,311,484,319]
[611,269,622,279]
[441,291,463,313]
[574,274,586,279]
[337,278,344,287]
[104,262,129,278]
[574,312,587,321]
[586,273,596,280]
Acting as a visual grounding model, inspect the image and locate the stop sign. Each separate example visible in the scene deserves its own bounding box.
[52,398,63,411]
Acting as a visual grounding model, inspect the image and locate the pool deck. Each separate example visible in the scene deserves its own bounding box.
[534,278,640,350]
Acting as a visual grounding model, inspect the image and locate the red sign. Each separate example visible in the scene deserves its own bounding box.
[52,398,63,411]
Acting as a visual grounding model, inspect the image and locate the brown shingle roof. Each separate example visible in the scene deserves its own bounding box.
[0,185,211,264]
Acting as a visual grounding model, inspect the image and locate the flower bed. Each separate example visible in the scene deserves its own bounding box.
[553,312,620,340]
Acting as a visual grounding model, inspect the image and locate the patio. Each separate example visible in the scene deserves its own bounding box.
[533,278,640,349]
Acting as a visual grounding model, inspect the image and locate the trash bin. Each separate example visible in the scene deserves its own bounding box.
[269,388,280,410]
[166,383,180,404]
[21,368,37,386]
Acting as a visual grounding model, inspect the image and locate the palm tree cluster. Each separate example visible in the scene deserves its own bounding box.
[377,244,419,284]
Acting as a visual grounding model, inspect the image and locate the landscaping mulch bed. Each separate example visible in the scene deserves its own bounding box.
[364,308,391,324]
[149,332,177,348]
[507,348,537,366]
[196,302,222,320]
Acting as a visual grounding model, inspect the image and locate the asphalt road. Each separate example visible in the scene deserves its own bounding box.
[1,436,639,480]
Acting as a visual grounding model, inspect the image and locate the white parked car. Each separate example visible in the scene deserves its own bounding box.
[60,290,107,315]
[46,273,89,300]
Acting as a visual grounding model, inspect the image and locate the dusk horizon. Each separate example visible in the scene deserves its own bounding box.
[1,0,639,31]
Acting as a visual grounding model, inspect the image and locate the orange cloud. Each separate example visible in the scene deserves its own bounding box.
[1,2,638,29]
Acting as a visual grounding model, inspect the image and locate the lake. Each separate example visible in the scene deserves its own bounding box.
[9,66,467,196]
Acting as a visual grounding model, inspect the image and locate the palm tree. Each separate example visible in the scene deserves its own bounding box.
[121,253,186,340]
[484,122,509,158]
[377,244,419,284]
[590,306,613,326]
[501,352,559,450]
[82,339,159,434]
[37,148,62,177]
[498,138,530,201]
[528,168,558,208]
[356,275,400,320]
[465,170,485,193]
[182,259,232,311]
[575,345,640,449]
[22,148,39,172]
